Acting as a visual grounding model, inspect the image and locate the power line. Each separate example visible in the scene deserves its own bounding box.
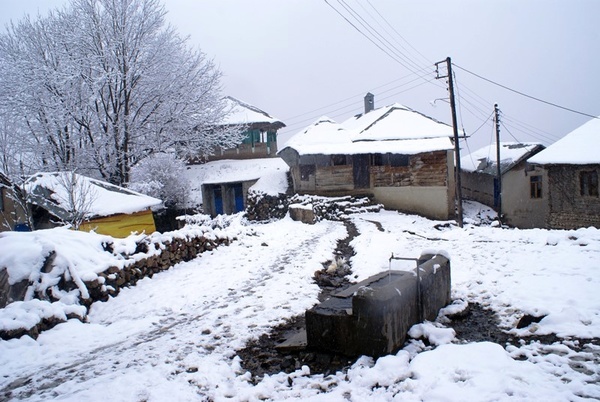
[453,64,599,120]
[281,70,431,124]
[278,77,436,137]
[323,0,419,74]
[365,0,433,67]
[336,0,425,73]
[323,0,445,92]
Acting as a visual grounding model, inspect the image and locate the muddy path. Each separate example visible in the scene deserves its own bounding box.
[237,219,600,382]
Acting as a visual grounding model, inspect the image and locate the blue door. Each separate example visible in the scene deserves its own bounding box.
[214,186,223,215]
[233,183,244,212]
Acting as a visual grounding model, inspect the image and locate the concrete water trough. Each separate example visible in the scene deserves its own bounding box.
[305,253,451,357]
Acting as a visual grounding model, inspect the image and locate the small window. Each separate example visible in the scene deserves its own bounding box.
[300,164,316,181]
[371,154,384,166]
[530,175,542,199]
[389,154,409,167]
[0,188,4,211]
[580,171,599,197]
[331,155,347,166]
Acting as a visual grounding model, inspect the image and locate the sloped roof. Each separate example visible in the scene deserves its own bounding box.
[279,104,455,156]
[221,96,285,129]
[461,142,545,175]
[345,103,456,142]
[24,172,162,221]
[528,116,600,165]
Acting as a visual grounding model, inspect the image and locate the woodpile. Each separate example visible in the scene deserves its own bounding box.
[245,191,290,221]
[288,194,382,221]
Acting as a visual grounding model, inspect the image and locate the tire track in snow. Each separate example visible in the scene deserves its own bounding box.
[1,220,345,400]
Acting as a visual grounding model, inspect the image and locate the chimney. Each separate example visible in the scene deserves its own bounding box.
[364,92,374,114]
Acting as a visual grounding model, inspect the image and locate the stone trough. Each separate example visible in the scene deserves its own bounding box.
[305,253,451,357]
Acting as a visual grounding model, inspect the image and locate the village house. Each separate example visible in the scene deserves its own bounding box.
[527,116,600,229]
[185,97,288,217]
[184,158,289,217]
[461,142,545,228]
[0,172,29,232]
[205,96,286,162]
[278,94,457,220]
[24,172,162,238]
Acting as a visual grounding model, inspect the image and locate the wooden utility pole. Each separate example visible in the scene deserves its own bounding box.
[436,57,463,227]
[494,104,502,221]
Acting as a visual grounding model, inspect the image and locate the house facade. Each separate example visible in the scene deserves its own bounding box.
[278,98,457,220]
[205,97,285,161]
[461,142,546,228]
[184,158,290,217]
[24,172,162,237]
[528,117,600,229]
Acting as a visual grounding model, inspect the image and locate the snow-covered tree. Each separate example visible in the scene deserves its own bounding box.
[0,0,244,186]
[129,152,189,209]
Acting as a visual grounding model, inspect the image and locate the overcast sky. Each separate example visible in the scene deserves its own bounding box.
[2,0,599,151]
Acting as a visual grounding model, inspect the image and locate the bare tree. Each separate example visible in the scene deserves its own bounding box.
[53,171,98,230]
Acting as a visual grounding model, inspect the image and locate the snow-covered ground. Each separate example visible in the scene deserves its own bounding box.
[1,205,599,401]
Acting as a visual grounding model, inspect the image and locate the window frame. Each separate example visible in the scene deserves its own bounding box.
[389,154,409,168]
[580,170,599,197]
[530,175,542,199]
[331,154,347,166]
[299,164,316,181]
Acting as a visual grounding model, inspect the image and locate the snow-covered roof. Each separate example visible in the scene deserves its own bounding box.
[528,116,600,165]
[280,104,455,156]
[345,104,456,142]
[461,142,544,174]
[24,172,162,220]
[184,158,289,206]
[221,96,285,128]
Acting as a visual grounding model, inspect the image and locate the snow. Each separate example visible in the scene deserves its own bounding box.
[344,103,455,142]
[222,96,284,126]
[24,172,162,218]
[183,158,289,205]
[529,115,600,164]
[0,204,599,400]
[461,142,543,173]
[280,105,455,156]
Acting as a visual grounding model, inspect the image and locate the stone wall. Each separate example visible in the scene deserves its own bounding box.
[0,231,234,340]
[80,235,232,307]
[547,165,600,229]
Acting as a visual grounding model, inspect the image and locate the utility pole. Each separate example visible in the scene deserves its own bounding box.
[435,57,463,227]
[494,104,502,222]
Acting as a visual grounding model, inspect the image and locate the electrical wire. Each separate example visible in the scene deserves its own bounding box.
[336,0,425,73]
[365,0,433,67]
[453,63,599,120]
[323,0,445,92]
[281,70,432,124]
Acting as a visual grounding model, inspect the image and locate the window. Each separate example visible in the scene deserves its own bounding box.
[530,175,542,199]
[331,155,347,166]
[389,154,409,167]
[300,164,315,181]
[0,188,4,211]
[371,154,384,166]
[371,153,409,167]
[580,171,599,196]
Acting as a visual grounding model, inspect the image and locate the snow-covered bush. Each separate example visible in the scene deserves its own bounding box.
[129,153,190,209]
